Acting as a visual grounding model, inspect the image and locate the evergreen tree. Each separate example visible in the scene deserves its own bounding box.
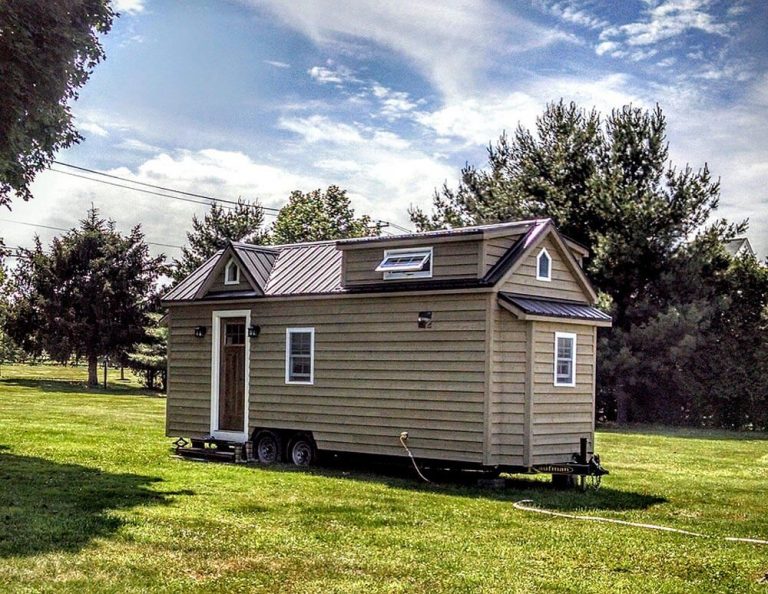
[3,207,164,386]
[126,312,167,391]
[412,100,759,427]
[173,200,265,281]
[0,0,114,206]
[270,185,381,244]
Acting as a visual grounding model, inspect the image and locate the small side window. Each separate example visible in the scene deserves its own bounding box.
[224,259,240,285]
[536,248,551,281]
[554,332,576,387]
[285,328,315,384]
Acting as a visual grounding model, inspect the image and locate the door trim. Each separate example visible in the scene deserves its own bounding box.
[210,309,251,442]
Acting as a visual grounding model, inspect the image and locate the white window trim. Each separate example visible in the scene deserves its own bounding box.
[285,327,315,385]
[553,331,577,387]
[536,247,552,281]
[224,258,240,285]
[210,309,251,442]
[378,246,433,280]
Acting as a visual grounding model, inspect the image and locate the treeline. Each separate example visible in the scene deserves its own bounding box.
[0,187,377,389]
[412,101,768,430]
[1,102,765,430]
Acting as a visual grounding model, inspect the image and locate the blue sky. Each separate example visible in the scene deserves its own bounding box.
[5,0,767,258]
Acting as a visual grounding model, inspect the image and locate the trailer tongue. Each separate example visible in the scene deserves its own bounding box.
[531,438,608,490]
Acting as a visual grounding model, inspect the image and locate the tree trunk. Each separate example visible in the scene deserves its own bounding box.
[616,391,629,424]
[87,354,99,387]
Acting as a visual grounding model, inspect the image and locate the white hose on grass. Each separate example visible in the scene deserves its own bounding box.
[513,500,768,546]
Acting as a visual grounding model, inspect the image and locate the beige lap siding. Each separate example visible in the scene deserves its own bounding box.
[248,293,488,463]
[531,321,595,464]
[483,235,520,275]
[501,236,587,302]
[165,304,219,437]
[487,301,527,466]
[343,239,481,286]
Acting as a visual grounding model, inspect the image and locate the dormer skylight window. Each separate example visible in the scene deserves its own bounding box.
[536,248,551,281]
[375,247,433,280]
[224,258,240,285]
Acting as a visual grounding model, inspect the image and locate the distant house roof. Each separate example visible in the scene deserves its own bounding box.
[162,219,593,303]
[724,237,755,258]
[498,293,612,325]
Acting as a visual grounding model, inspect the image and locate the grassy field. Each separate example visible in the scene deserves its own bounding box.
[0,364,766,593]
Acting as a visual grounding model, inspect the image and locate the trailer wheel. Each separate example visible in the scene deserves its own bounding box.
[287,435,316,467]
[253,431,282,465]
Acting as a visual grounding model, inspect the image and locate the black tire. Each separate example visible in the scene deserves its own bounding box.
[253,430,282,465]
[287,434,316,467]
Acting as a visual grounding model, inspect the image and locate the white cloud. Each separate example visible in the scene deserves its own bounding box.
[370,84,418,119]
[415,73,641,147]
[599,0,730,53]
[115,138,162,153]
[278,115,364,144]
[5,150,321,259]
[264,60,290,69]
[113,0,145,15]
[537,1,608,29]
[78,122,109,137]
[307,61,359,85]
[249,0,571,98]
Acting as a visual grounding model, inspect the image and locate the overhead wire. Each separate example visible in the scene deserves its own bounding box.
[51,160,412,231]
[0,219,183,250]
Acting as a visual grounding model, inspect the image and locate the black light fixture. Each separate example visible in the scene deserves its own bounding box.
[248,324,261,338]
[194,325,207,338]
[417,311,432,329]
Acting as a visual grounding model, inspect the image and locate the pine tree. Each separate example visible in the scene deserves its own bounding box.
[3,207,164,386]
[126,313,167,391]
[412,100,758,426]
[172,200,265,281]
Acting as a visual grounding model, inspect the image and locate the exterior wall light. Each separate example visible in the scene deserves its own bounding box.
[194,326,207,338]
[248,325,261,338]
[417,311,432,329]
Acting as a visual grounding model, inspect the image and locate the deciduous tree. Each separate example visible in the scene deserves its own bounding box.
[0,0,114,206]
[270,185,380,244]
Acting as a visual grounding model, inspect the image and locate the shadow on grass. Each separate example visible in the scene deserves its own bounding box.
[1,377,163,398]
[0,449,183,557]
[254,454,666,513]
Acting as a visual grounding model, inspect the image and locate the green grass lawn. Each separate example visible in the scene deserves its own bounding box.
[0,364,766,593]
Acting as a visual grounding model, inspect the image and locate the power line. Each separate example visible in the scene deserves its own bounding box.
[0,219,183,250]
[52,160,414,232]
[53,160,281,213]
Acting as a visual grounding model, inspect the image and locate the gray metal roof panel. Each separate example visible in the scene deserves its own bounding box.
[499,293,611,321]
[336,219,547,246]
[265,243,343,295]
[163,251,221,301]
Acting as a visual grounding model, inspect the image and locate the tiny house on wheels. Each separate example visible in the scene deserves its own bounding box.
[163,219,611,483]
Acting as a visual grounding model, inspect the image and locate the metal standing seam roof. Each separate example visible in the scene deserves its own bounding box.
[264,242,343,295]
[498,292,611,322]
[163,251,221,301]
[230,243,279,291]
[162,218,593,302]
